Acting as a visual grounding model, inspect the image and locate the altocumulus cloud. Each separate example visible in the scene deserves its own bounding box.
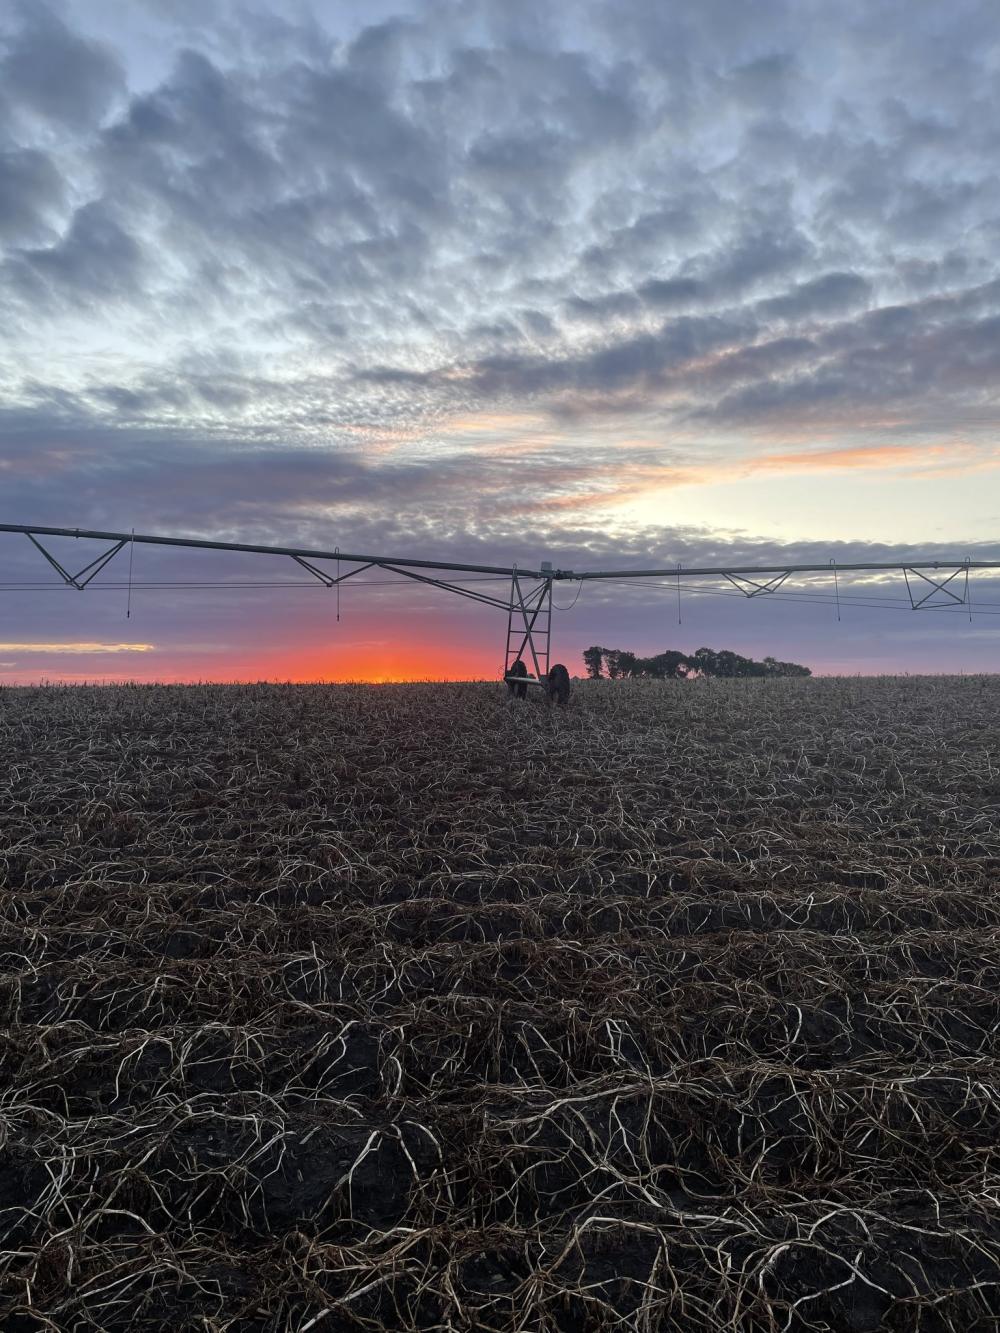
[2,4,999,432]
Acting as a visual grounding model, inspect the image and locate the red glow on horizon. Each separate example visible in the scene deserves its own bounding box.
[258,640,503,683]
[0,636,512,686]
[235,629,515,683]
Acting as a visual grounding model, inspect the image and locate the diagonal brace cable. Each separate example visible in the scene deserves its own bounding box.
[376,562,512,610]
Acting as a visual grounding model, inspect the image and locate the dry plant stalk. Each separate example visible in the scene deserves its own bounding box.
[0,676,999,1330]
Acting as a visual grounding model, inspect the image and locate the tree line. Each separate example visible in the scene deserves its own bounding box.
[582,645,811,679]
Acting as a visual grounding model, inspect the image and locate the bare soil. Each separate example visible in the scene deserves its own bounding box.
[1,676,1000,1330]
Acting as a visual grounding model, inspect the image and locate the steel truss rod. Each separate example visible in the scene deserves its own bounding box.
[903,565,969,609]
[26,533,127,590]
[291,556,376,587]
[723,570,792,597]
[290,553,514,617]
[376,562,512,611]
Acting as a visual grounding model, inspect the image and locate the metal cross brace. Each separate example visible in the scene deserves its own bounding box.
[902,565,968,609]
[723,570,792,597]
[291,555,377,587]
[26,533,128,590]
[506,573,552,685]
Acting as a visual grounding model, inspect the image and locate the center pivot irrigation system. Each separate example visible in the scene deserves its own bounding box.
[2,522,998,685]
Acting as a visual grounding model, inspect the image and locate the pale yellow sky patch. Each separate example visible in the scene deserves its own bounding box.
[624,466,1000,545]
[0,642,157,653]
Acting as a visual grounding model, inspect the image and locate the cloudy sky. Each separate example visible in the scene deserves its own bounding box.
[2,0,1000,681]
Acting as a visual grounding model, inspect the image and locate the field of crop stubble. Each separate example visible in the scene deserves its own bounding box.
[2,676,1000,1331]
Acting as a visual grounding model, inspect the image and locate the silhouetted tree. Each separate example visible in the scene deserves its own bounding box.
[762,655,810,678]
[692,647,719,676]
[582,646,605,679]
[650,650,690,679]
[585,644,810,680]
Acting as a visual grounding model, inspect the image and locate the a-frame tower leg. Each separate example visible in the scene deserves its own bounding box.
[504,572,552,687]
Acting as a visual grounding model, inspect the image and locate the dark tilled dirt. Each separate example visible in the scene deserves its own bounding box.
[1,676,1000,1330]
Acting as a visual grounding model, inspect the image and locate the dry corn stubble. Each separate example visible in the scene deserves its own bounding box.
[1,676,1000,1330]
